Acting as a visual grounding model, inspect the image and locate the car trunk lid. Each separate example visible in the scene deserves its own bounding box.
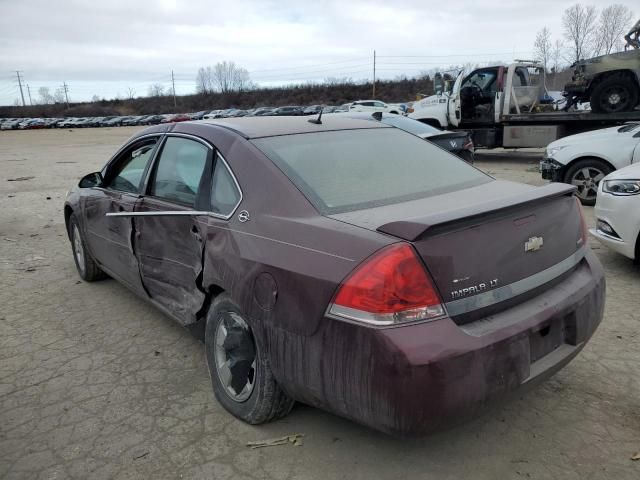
[329,181,583,323]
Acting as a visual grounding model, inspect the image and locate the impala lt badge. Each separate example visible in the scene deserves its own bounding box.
[525,236,544,252]
[451,278,499,300]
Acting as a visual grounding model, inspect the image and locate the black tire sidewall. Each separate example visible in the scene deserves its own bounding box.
[69,214,90,280]
[204,294,276,424]
[590,77,638,113]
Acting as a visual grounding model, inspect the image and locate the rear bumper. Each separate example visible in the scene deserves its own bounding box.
[540,157,565,181]
[275,249,605,436]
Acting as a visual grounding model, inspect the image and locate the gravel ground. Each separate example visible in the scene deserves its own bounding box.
[1,127,639,480]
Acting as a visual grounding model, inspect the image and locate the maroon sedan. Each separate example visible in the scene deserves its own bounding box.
[64,116,605,435]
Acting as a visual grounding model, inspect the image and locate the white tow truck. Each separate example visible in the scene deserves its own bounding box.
[409,61,640,148]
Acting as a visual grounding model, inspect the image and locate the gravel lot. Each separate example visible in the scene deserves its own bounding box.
[1,127,639,480]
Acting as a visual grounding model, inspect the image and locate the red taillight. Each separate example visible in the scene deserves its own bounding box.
[575,196,588,246]
[329,243,444,326]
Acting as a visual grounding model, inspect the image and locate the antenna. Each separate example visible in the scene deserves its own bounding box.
[308,106,324,124]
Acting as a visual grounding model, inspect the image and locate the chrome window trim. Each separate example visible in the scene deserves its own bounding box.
[136,132,243,221]
[209,151,243,220]
[444,247,586,317]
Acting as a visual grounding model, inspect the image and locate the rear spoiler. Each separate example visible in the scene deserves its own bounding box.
[377,183,577,241]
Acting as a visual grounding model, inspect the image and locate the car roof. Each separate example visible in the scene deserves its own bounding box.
[196,115,391,139]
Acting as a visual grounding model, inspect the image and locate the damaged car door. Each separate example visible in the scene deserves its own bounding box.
[83,136,159,292]
[133,135,211,324]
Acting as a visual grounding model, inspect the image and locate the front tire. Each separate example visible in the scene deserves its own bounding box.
[205,294,294,424]
[590,75,639,114]
[563,158,613,206]
[69,214,106,281]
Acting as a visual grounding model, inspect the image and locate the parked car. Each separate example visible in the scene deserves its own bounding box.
[334,112,475,163]
[272,106,303,115]
[540,123,640,205]
[253,108,275,116]
[203,110,225,119]
[1,119,21,130]
[144,115,165,125]
[303,105,322,115]
[349,100,403,115]
[101,116,127,127]
[65,116,604,436]
[122,116,144,126]
[590,161,640,261]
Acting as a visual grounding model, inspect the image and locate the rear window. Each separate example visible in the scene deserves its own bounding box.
[252,128,491,214]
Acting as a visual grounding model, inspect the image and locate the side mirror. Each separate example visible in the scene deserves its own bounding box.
[434,73,444,95]
[78,172,103,188]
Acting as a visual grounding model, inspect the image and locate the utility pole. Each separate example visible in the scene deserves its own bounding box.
[26,84,33,105]
[62,82,70,107]
[15,71,26,106]
[372,50,376,98]
[171,70,177,108]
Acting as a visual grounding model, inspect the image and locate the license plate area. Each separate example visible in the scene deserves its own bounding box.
[529,316,569,363]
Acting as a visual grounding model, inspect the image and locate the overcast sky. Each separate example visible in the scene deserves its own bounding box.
[0,0,636,106]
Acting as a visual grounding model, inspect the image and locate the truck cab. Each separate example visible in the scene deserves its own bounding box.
[410,62,546,146]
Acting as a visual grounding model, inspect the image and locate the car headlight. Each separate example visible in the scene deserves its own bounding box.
[546,145,568,158]
[602,179,640,195]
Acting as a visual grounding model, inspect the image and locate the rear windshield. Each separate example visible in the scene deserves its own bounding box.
[252,128,491,214]
[379,115,441,136]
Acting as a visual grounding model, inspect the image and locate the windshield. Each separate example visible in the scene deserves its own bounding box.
[252,128,491,214]
[378,115,441,136]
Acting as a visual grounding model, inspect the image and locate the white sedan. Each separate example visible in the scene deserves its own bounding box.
[590,162,640,261]
[348,100,403,115]
[540,123,640,205]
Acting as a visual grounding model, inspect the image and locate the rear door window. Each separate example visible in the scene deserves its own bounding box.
[148,137,208,206]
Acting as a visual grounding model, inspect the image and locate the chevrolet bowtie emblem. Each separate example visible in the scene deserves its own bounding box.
[524,236,544,252]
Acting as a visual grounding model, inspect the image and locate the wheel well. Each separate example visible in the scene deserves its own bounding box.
[588,69,639,93]
[635,231,640,264]
[389,110,399,114]
[189,284,226,342]
[64,205,73,238]
[563,156,616,180]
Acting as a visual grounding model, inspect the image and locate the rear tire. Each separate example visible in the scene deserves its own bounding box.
[563,158,613,206]
[590,75,639,114]
[205,294,294,424]
[69,214,106,281]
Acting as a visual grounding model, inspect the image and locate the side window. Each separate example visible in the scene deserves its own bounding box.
[149,137,208,206]
[375,101,386,108]
[210,153,241,216]
[106,138,158,193]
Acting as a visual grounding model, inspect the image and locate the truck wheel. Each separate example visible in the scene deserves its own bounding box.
[204,294,294,424]
[563,158,613,206]
[590,76,638,113]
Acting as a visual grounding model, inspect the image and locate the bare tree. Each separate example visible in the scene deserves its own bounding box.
[91,94,100,103]
[196,67,214,94]
[126,87,136,100]
[38,86,53,104]
[534,27,553,72]
[596,4,633,54]
[562,4,598,63]
[552,39,564,73]
[212,61,252,94]
[53,87,65,104]
[147,83,165,97]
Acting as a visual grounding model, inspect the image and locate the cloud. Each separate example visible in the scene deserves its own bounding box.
[0,0,636,104]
